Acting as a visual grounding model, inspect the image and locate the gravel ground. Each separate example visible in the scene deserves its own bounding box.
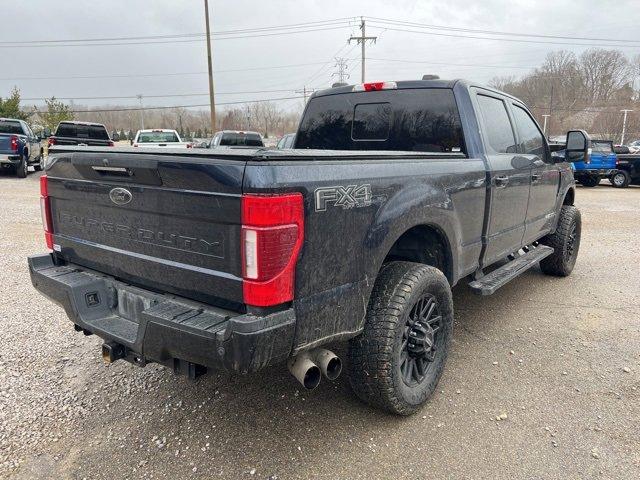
[1,170,639,479]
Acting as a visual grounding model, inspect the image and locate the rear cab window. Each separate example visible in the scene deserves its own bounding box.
[295,88,466,154]
[138,131,180,143]
[220,133,263,147]
[0,120,23,135]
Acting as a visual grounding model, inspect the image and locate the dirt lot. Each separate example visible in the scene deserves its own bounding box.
[1,170,638,480]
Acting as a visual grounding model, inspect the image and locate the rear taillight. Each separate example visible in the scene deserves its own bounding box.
[40,175,54,250]
[108,140,115,146]
[10,135,18,152]
[241,193,304,307]
[187,143,193,148]
[352,81,397,92]
[48,137,56,147]
[133,143,138,147]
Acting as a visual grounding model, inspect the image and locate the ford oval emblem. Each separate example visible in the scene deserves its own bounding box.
[109,187,132,206]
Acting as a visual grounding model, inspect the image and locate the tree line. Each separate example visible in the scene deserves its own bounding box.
[0,87,302,141]
[490,49,640,142]
[3,47,639,144]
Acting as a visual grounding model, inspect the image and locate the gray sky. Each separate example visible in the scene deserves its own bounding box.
[1,0,639,112]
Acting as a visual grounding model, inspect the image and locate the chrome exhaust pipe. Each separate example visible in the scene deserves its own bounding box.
[287,352,321,390]
[311,348,342,381]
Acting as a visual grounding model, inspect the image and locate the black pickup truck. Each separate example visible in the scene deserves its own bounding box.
[611,146,640,187]
[29,79,587,415]
[47,120,114,148]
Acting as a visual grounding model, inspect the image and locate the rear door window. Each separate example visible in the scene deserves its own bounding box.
[476,95,517,154]
[295,88,466,153]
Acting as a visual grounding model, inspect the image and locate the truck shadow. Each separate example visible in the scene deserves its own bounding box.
[72,267,559,477]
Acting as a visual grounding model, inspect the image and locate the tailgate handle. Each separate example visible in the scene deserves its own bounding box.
[91,166,133,177]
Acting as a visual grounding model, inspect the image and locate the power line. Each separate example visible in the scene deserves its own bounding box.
[0,61,337,82]
[365,17,640,45]
[59,95,306,114]
[0,26,354,48]
[0,18,356,45]
[22,89,300,101]
[365,23,640,48]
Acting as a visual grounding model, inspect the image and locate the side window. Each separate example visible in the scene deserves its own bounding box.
[512,105,545,157]
[476,95,517,154]
[285,135,295,148]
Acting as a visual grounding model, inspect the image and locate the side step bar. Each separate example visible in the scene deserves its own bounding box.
[469,245,554,296]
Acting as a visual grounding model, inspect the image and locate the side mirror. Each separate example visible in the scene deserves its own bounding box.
[565,130,591,163]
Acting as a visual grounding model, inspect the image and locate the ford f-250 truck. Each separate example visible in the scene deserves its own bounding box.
[29,79,587,415]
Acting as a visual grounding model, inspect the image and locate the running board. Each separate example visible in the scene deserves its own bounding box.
[469,245,554,296]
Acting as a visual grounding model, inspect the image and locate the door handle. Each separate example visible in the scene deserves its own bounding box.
[495,175,509,187]
[531,173,541,183]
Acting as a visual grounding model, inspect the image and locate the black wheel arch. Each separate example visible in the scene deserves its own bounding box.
[381,224,454,285]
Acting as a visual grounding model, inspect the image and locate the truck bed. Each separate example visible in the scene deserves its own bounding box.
[45,146,464,312]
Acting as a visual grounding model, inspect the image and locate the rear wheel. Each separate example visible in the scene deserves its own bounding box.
[539,205,581,277]
[15,157,27,178]
[348,261,453,415]
[611,170,630,188]
[33,153,44,172]
[580,176,599,187]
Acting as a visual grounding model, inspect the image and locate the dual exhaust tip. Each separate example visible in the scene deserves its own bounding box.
[287,348,342,390]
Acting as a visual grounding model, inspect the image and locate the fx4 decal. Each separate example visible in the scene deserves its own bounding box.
[314,184,373,212]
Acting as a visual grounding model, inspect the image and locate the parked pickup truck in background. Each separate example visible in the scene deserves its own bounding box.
[133,129,191,148]
[29,78,586,415]
[611,145,640,188]
[0,117,44,177]
[571,139,617,187]
[47,121,114,149]
[208,130,264,148]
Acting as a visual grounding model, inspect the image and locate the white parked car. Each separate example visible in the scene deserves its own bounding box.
[132,129,191,148]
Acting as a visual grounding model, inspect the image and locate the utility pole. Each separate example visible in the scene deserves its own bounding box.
[542,114,550,136]
[204,0,216,132]
[620,109,633,144]
[349,17,377,82]
[332,57,350,83]
[295,86,316,104]
[136,94,144,130]
[547,83,554,136]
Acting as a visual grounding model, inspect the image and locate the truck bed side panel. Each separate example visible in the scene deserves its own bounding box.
[243,155,486,350]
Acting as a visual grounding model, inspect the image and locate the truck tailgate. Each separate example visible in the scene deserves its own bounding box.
[0,134,14,154]
[46,149,247,308]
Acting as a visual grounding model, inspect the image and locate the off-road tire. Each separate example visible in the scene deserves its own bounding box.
[611,170,630,188]
[16,157,27,178]
[580,176,599,187]
[347,261,453,415]
[539,205,581,277]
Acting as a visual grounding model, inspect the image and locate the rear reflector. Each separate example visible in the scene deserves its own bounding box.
[241,193,304,307]
[40,175,54,250]
[352,81,397,92]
